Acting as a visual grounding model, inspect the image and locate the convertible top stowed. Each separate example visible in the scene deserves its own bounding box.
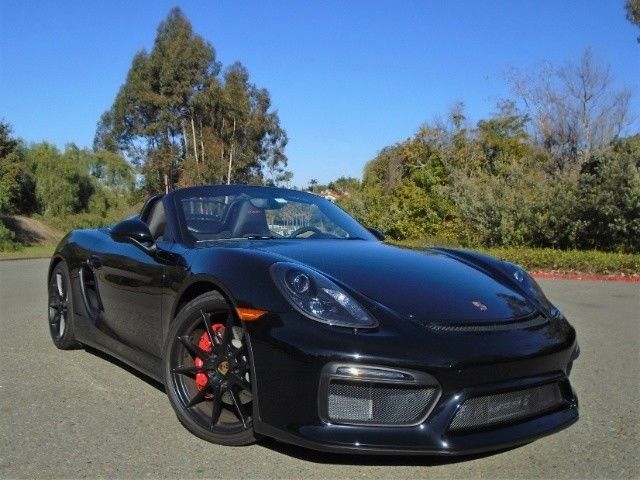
[47,184,579,454]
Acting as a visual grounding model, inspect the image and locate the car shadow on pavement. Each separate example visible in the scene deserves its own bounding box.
[81,346,515,466]
[83,346,166,393]
[257,436,512,466]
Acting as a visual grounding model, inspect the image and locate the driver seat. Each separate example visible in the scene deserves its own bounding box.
[230,201,270,238]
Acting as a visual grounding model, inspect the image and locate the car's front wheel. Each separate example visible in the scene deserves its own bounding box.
[163,291,255,446]
[48,260,81,350]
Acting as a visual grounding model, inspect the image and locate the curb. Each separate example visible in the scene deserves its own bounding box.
[0,255,52,262]
[531,271,639,283]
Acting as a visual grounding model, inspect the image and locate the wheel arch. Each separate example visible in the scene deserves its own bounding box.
[171,275,239,321]
[48,254,65,282]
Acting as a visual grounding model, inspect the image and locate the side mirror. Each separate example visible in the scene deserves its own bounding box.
[111,218,154,246]
[367,227,385,241]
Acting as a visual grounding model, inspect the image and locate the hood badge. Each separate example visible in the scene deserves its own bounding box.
[472,300,488,311]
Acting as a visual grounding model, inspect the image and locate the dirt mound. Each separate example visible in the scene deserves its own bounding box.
[0,215,64,245]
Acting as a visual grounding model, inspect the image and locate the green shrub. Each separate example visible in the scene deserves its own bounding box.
[396,241,639,275]
[0,220,21,251]
[481,247,640,275]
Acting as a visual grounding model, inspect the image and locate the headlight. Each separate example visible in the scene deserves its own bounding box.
[270,262,378,329]
[506,263,561,318]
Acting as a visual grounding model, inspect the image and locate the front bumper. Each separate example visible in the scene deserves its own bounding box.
[248,310,579,455]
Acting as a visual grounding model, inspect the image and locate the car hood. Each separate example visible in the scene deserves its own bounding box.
[252,240,536,325]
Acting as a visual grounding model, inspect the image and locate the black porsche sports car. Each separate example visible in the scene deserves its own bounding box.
[47,184,579,455]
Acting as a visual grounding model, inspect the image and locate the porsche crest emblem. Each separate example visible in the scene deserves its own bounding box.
[217,360,230,375]
[472,300,488,311]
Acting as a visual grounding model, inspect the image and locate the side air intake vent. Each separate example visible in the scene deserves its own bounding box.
[79,264,102,322]
[327,380,437,425]
[319,363,441,427]
[449,383,564,432]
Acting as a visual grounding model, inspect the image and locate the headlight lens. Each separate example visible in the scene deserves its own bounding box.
[270,262,378,328]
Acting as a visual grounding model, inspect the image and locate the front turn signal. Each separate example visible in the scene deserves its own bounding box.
[236,307,267,321]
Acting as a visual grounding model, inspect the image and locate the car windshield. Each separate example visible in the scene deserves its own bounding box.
[177,186,375,242]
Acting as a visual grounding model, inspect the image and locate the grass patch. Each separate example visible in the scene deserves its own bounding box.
[0,243,56,260]
[394,241,640,275]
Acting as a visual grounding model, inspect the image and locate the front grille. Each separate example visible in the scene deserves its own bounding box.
[327,380,438,426]
[425,315,548,332]
[449,383,564,432]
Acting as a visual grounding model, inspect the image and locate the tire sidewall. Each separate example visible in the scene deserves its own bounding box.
[48,261,80,350]
[163,291,255,446]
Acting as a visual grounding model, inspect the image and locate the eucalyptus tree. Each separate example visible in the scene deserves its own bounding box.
[96,7,288,193]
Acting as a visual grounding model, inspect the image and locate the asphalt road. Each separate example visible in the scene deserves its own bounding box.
[1,259,638,479]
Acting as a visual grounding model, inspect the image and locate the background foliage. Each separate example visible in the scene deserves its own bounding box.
[332,51,638,254]
[1,7,638,270]
[0,122,137,239]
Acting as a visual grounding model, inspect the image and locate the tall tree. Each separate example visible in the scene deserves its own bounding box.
[509,49,631,170]
[95,7,288,193]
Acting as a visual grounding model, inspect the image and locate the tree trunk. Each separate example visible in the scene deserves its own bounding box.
[227,117,236,185]
[199,119,205,165]
[181,122,188,161]
[190,115,199,164]
[220,117,225,182]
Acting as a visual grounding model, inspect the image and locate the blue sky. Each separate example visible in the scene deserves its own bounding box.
[1,1,638,186]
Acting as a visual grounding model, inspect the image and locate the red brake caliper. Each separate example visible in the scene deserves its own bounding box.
[194,323,224,390]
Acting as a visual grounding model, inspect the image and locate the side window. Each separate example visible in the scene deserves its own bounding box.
[146,201,167,241]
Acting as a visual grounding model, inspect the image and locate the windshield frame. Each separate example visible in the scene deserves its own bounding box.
[169,184,377,246]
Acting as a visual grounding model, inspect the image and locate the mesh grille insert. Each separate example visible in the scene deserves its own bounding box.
[449,383,564,432]
[327,380,438,425]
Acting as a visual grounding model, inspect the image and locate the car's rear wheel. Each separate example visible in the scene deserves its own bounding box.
[164,291,255,445]
[48,261,81,350]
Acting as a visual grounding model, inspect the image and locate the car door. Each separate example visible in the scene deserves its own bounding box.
[92,199,167,358]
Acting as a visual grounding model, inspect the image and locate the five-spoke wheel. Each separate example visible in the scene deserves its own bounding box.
[164,291,255,445]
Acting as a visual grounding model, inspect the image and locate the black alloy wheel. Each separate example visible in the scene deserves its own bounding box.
[48,261,80,349]
[164,291,255,446]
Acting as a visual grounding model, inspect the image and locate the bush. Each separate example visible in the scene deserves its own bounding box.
[396,241,639,275]
[482,247,640,275]
[0,220,20,251]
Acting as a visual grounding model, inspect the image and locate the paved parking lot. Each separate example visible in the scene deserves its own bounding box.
[0,258,638,478]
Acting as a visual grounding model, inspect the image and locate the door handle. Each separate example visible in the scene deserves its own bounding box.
[88,255,102,269]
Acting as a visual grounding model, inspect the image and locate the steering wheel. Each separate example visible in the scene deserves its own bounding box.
[289,226,323,238]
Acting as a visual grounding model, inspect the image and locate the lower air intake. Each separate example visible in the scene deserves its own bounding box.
[327,380,438,426]
[449,383,564,432]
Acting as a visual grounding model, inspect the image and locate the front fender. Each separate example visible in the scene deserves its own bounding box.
[170,246,294,317]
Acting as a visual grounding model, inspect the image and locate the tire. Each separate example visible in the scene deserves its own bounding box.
[48,260,81,350]
[163,291,255,446]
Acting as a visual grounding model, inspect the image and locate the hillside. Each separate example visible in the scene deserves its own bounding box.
[0,215,64,246]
